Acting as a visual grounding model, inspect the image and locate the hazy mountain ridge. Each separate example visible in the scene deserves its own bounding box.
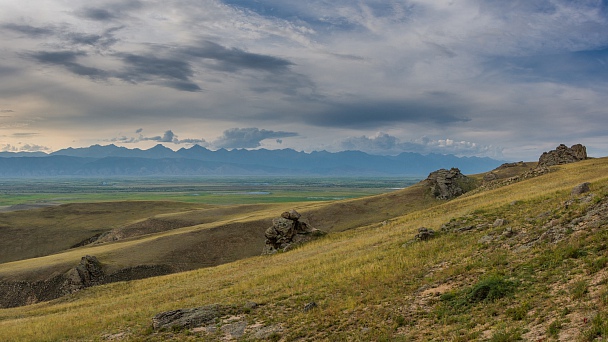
[0,144,504,176]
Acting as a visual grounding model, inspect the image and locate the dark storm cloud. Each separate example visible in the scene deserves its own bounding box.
[180,42,312,94]
[117,53,201,91]
[2,23,54,37]
[182,41,294,73]
[65,28,121,49]
[160,81,203,92]
[306,100,470,129]
[29,50,84,64]
[213,128,298,149]
[79,8,116,21]
[76,1,144,21]
[3,21,121,50]
[29,51,108,80]
[119,54,194,81]
[28,40,300,92]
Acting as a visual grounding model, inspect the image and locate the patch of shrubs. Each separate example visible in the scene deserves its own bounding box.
[439,275,518,312]
[467,276,517,303]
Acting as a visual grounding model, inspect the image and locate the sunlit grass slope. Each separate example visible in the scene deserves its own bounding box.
[1,158,608,341]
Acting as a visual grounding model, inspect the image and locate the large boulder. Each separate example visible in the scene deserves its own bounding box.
[538,144,587,167]
[424,168,477,200]
[262,209,325,254]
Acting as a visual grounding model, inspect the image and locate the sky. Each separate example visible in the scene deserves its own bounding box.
[0,0,607,161]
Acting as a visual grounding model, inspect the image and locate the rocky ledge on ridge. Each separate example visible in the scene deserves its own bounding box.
[538,143,587,167]
[0,256,172,308]
[424,168,477,200]
[262,209,326,255]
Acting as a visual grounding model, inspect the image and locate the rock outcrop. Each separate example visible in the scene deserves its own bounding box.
[152,302,283,340]
[538,144,587,167]
[152,304,227,330]
[262,209,325,254]
[424,168,477,200]
[0,256,172,308]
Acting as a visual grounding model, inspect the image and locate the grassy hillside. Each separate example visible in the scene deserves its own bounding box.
[0,181,438,282]
[1,158,608,341]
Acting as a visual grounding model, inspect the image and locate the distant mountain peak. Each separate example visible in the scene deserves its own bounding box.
[149,144,171,150]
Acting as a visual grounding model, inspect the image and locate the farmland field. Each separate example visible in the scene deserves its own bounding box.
[0,176,421,207]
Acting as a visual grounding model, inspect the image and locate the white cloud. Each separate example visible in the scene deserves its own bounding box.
[341,132,503,158]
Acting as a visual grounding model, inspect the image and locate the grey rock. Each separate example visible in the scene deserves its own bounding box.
[571,182,591,196]
[281,209,301,221]
[221,321,247,339]
[483,173,498,182]
[253,325,283,339]
[303,301,318,312]
[502,227,515,238]
[478,235,494,244]
[152,304,231,330]
[75,255,104,287]
[415,227,436,241]
[538,144,587,167]
[424,168,477,200]
[262,209,326,254]
[493,218,507,227]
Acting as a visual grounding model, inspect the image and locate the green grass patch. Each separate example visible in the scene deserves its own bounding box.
[570,280,589,300]
[581,313,608,341]
[467,276,517,303]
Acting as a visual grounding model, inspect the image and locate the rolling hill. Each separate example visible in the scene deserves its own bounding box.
[0,157,607,340]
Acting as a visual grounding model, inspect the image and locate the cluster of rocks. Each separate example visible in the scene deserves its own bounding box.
[414,227,436,241]
[538,144,587,167]
[478,144,588,192]
[475,166,550,192]
[424,168,477,200]
[262,209,325,255]
[482,161,526,182]
[406,217,512,246]
[151,302,282,340]
[534,182,599,245]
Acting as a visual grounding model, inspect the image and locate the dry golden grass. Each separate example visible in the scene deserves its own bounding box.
[0,158,608,341]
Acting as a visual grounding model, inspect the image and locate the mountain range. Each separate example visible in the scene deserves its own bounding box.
[0,144,504,177]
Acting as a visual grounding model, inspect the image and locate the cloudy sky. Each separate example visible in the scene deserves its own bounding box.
[0,0,607,160]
